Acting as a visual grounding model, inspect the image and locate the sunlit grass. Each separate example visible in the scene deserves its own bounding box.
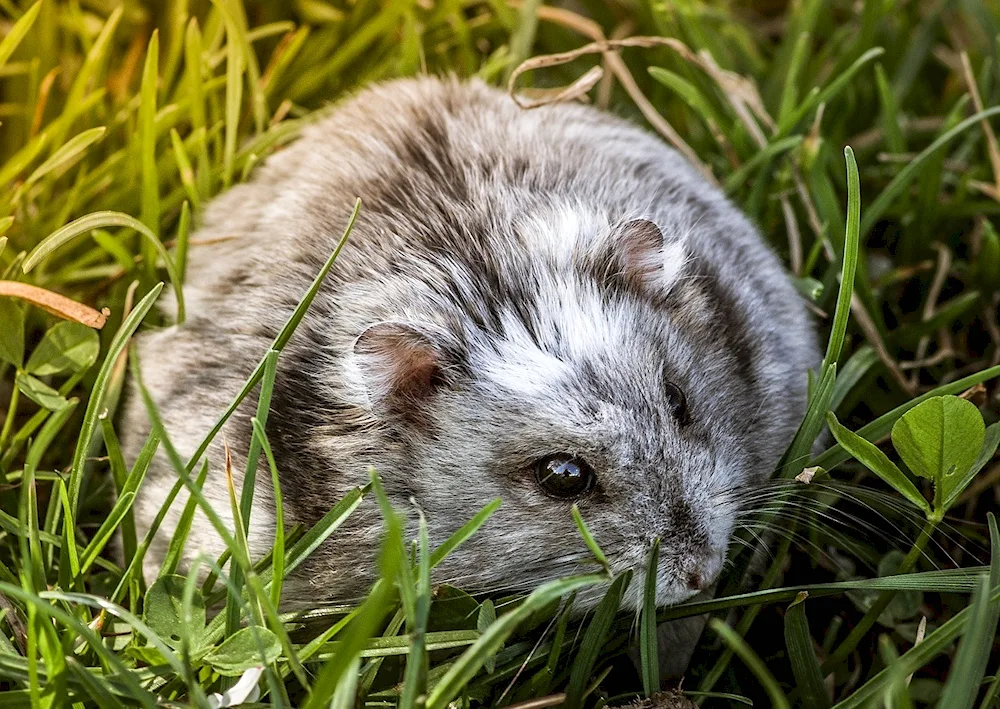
[0,0,998,706]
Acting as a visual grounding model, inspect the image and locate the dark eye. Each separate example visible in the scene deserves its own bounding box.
[664,382,689,425]
[533,455,595,499]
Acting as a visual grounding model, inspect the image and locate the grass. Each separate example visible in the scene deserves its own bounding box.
[0,0,999,706]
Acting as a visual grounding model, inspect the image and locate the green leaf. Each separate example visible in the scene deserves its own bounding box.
[0,298,25,367]
[204,627,281,676]
[25,321,100,376]
[784,593,829,709]
[142,575,206,650]
[811,365,1000,472]
[891,396,985,498]
[942,423,1000,510]
[826,412,930,513]
[15,372,69,411]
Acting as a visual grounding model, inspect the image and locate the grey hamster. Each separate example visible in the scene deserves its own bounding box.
[122,76,819,614]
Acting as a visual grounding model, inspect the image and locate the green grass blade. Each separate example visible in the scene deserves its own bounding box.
[860,106,1000,235]
[227,349,279,638]
[875,63,904,153]
[160,461,208,579]
[724,136,803,194]
[301,524,401,708]
[571,503,610,574]
[640,538,660,698]
[218,0,245,189]
[250,417,286,610]
[182,198,360,470]
[937,513,1000,709]
[565,571,631,709]
[877,636,915,709]
[425,574,606,709]
[777,31,811,125]
[282,485,368,577]
[62,283,162,517]
[777,47,884,138]
[400,514,431,709]
[710,618,791,709]
[783,592,829,709]
[24,126,106,186]
[659,568,989,621]
[139,31,161,252]
[0,2,40,74]
[430,498,502,568]
[22,213,183,321]
[825,146,861,366]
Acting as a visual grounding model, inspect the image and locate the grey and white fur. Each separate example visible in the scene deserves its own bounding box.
[123,77,818,626]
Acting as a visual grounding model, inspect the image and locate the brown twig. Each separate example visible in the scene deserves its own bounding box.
[504,694,567,709]
[961,51,1000,202]
[597,20,635,109]
[850,293,915,396]
[506,3,715,183]
[30,67,61,138]
[910,242,952,387]
[780,194,803,275]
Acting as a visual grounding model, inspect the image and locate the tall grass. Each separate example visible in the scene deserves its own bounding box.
[0,0,998,706]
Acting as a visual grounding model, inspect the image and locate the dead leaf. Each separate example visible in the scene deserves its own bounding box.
[0,281,109,329]
[796,466,821,484]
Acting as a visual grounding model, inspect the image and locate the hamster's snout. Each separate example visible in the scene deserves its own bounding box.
[676,546,725,593]
[685,570,706,591]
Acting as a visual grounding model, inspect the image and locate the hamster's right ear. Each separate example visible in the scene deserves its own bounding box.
[351,322,449,421]
[611,218,689,296]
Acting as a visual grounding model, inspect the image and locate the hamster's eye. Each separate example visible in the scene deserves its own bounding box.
[664,382,689,425]
[533,455,595,500]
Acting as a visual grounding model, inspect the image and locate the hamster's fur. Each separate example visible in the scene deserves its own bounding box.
[122,77,819,613]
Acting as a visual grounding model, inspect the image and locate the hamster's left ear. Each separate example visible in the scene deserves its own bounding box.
[352,321,449,420]
[612,218,689,294]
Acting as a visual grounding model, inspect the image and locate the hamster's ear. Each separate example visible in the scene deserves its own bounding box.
[352,322,446,419]
[613,218,688,294]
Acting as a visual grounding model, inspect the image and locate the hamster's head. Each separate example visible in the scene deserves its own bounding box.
[344,206,782,611]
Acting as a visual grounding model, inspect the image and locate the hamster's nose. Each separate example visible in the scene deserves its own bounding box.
[685,569,707,591]
[681,549,723,591]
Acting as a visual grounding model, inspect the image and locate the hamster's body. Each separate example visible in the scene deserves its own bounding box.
[123,77,818,614]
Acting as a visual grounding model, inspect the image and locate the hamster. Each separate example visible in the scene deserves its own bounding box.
[122,76,819,615]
